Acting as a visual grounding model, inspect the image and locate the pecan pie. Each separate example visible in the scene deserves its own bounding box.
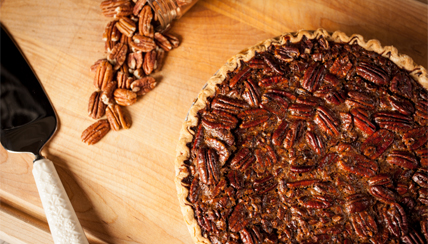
[175,29,428,244]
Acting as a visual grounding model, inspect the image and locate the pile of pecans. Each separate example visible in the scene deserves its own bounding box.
[81,0,182,145]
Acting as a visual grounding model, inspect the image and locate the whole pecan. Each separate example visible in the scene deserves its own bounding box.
[360,129,394,160]
[81,119,110,145]
[129,34,156,52]
[386,150,419,169]
[94,60,113,91]
[106,104,131,130]
[143,50,157,75]
[356,61,389,86]
[130,76,156,96]
[88,91,106,119]
[113,88,137,106]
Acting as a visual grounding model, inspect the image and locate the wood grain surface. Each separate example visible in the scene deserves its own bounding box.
[0,0,427,243]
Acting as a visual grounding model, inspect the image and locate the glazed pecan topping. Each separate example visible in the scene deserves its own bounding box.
[183,36,428,244]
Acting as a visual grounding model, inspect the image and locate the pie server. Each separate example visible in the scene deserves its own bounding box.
[0,25,89,244]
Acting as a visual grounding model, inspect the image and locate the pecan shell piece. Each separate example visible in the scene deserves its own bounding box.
[106,104,131,130]
[88,91,107,119]
[81,119,110,145]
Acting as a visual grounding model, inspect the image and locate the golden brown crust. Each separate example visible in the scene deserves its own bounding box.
[174,28,428,244]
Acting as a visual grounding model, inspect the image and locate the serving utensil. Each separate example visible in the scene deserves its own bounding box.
[0,25,89,244]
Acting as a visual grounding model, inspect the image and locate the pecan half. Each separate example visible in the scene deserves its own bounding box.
[229,66,251,88]
[368,174,393,187]
[239,227,263,244]
[81,119,110,145]
[139,5,154,37]
[345,91,376,110]
[337,152,378,177]
[314,106,340,137]
[382,203,409,237]
[369,185,396,204]
[196,148,220,185]
[88,91,107,120]
[107,42,128,70]
[106,104,131,130]
[254,143,277,169]
[228,170,244,189]
[94,60,114,91]
[202,110,238,130]
[272,120,288,146]
[329,55,353,79]
[356,62,389,86]
[164,33,180,48]
[416,99,428,120]
[127,52,143,70]
[117,69,134,89]
[260,89,289,116]
[345,194,371,213]
[413,171,428,188]
[350,211,378,238]
[103,21,120,52]
[299,195,332,209]
[274,46,300,62]
[288,103,314,121]
[305,131,324,155]
[360,129,394,160]
[154,32,173,51]
[101,81,117,105]
[238,109,270,129]
[253,174,277,194]
[283,120,305,149]
[129,34,156,52]
[230,148,255,171]
[242,79,260,107]
[263,53,284,75]
[258,75,287,87]
[301,62,325,92]
[388,95,414,116]
[390,72,413,99]
[205,137,230,166]
[113,88,137,106]
[403,127,428,150]
[211,95,249,114]
[143,50,157,75]
[130,76,156,96]
[229,203,250,232]
[386,150,419,169]
[373,111,413,132]
[188,177,200,203]
[350,108,376,135]
[100,0,133,18]
[115,17,136,37]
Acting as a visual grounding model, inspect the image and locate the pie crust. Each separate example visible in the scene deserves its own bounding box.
[174,28,428,244]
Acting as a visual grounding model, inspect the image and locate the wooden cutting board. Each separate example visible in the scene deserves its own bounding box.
[0,0,426,243]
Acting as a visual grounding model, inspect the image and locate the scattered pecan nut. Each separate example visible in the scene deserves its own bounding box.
[114,88,137,106]
[88,91,107,119]
[106,104,131,130]
[81,119,110,145]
